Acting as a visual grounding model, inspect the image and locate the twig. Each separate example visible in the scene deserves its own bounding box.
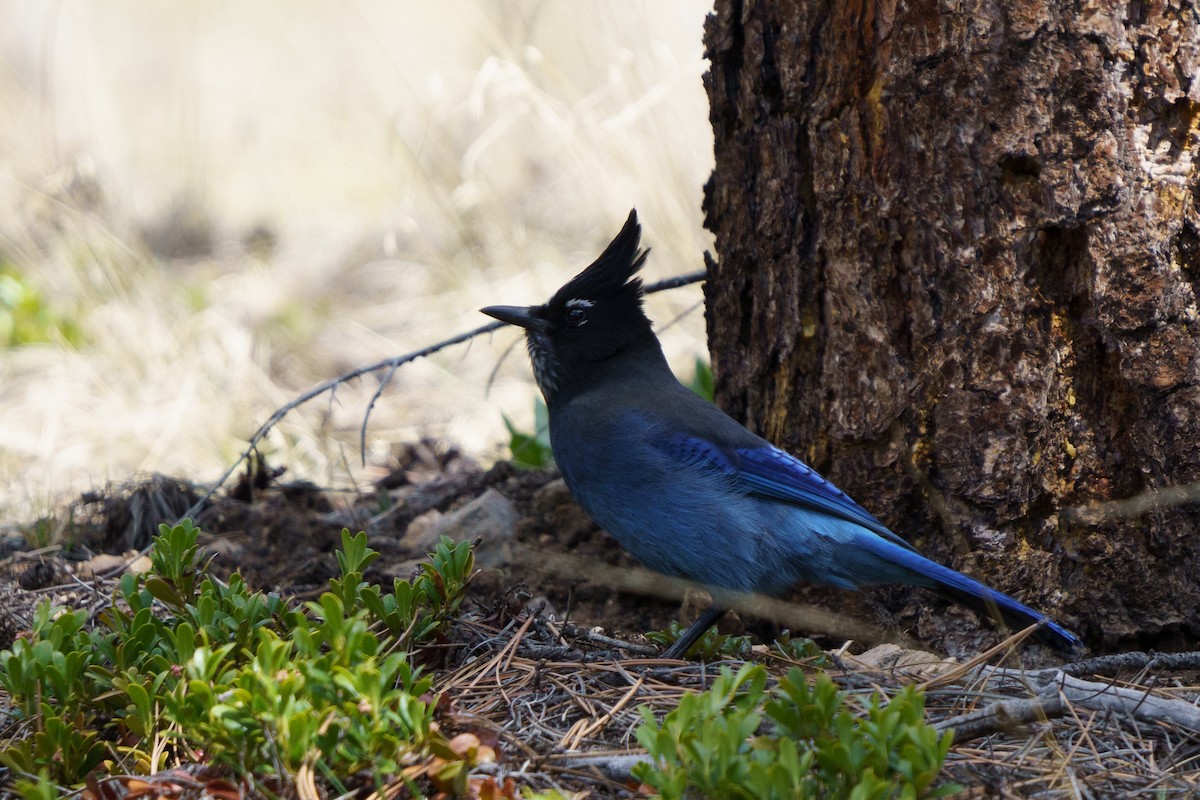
[935,692,1067,740]
[1047,671,1200,732]
[546,752,652,782]
[939,666,1200,741]
[578,629,659,657]
[360,359,403,466]
[562,677,645,750]
[1058,651,1200,678]
[915,622,1041,690]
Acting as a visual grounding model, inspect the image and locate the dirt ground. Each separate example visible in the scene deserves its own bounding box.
[5,437,1046,662]
[3,440,1200,797]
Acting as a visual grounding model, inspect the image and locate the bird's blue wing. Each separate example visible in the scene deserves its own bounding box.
[655,434,916,552]
[651,432,1083,652]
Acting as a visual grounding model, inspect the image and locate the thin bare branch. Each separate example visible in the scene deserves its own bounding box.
[1058,650,1200,678]
[940,664,1200,742]
[934,692,1067,740]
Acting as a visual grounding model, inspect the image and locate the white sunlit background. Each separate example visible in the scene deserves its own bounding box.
[0,1,716,522]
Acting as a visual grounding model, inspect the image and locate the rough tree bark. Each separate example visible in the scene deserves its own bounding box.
[702,0,1200,651]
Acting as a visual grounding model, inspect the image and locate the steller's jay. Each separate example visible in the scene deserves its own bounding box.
[482,210,1082,658]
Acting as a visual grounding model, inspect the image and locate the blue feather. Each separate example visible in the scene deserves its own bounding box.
[654,434,1082,652]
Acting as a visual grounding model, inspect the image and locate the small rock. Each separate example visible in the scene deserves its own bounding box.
[400,509,444,554]
[532,479,574,515]
[852,643,958,679]
[526,594,561,620]
[201,537,244,563]
[77,552,147,579]
[0,535,28,558]
[381,558,426,580]
[403,489,517,568]
[532,479,595,539]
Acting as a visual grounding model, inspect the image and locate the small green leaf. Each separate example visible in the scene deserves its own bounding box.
[503,397,554,469]
[688,357,714,401]
[143,576,186,608]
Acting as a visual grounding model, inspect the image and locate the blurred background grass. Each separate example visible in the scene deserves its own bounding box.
[0,0,715,521]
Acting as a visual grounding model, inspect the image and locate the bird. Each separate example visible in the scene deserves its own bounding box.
[482,210,1083,658]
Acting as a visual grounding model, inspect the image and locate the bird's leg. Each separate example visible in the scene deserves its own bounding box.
[660,604,728,659]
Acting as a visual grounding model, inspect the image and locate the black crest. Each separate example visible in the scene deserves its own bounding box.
[534,210,656,373]
[480,209,663,406]
[547,209,650,316]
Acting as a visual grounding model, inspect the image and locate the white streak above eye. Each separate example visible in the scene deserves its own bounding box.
[565,298,595,308]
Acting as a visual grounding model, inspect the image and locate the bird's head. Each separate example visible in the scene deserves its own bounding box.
[481,210,656,405]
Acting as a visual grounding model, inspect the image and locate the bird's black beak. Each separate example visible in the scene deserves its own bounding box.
[481,305,548,333]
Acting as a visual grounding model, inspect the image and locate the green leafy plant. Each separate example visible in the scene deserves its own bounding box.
[336,528,475,642]
[0,519,475,794]
[0,264,84,348]
[688,357,714,401]
[18,510,76,549]
[633,664,957,799]
[773,631,830,667]
[504,396,554,469]
[645,620,753,660]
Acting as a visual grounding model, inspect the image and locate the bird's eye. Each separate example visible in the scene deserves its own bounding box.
[565,307,587,327]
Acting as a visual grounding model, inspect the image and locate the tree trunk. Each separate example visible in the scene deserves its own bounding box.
[702,0,1200,651]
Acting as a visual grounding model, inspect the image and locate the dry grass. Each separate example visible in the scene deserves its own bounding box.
[436,615,1200,798]
[0,0,715,523]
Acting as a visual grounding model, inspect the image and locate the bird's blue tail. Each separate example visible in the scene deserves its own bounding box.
[859,535,1083,654]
